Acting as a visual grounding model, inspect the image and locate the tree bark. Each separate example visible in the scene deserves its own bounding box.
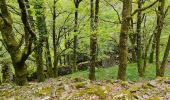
[89,0,99,81]
[73,0,79,72]
[117,0,132,81]
[2,61,12,83]
[0,0,37,85]
[149,36,156,63]
[45,38,54,78]
[143,34,153,72]
[53,0,58,77]
[159,35,170,76]
[34,1,47,82]
[155,0,165,77]
[136,0,143,77]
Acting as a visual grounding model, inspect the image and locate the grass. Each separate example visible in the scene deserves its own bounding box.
[69,63,170,82]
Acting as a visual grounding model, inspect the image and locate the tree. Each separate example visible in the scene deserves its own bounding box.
[149,36,156,63]
[89,0,99,80]
[136,0,143,77]
[0,0,36,85]
[34,0,47,82]
[155,0,165,76]
[117,0,132,80]
[53,0,58,77]
[159,35,170,76]
[73,0,83,72]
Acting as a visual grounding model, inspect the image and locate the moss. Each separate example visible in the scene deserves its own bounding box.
[74,82,86,89]
[33,86,52,97]
[146,97,160,100]
[119,80,129,87]
[0,96,6,100]
[72,85,107,99]
[121,90,133,99]
[57,89,64,97]
[113,90,132,99]
[142,83,152,89]
[129,86,140,92]
[1,91,13,97]
[166,87,170,92]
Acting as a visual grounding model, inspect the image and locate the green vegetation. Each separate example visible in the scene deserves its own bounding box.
[70,63,170,82]
[0,0,170,99]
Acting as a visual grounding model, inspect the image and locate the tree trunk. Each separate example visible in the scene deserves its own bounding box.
[0,0,33,85]
[143,34,153,72]
[73,0,82,72]
[34,1,47,82]
[136,0,143,77]
[53,0,58,77]
[155,0,165,77]
[149,36,156,63]
[129,34,137,62]
[45,38,54,78]
[117,0,131,81]
[159,35,170,76]
[14,61,28,85]
[2,62,12,83]
[89,0,98,81]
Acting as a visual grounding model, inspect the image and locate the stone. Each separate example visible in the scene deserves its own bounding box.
[147,80,157,87]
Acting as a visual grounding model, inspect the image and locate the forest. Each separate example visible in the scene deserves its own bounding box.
[0,0,170,99]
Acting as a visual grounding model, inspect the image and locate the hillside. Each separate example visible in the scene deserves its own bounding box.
[0,76,170,100]
[1,64,170,100]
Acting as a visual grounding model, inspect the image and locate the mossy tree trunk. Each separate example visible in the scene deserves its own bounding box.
[117,0,132,81]
[159,35,170,76]
[34,0,51,82]
[143,34,153,72]
[2,61,12,83]
[73,0,82,72]
[45,38,54,78]
[149,36,156,63]
[53,0,58,77]
[89,0,99,81]
[136,0,143,77]
[0,0,36,86]
[129,33,137,62]
[155,0,165,77]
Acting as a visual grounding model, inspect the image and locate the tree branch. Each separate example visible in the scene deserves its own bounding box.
[17,0,36,39]
[103,0,121,23]
[132,0,158,16]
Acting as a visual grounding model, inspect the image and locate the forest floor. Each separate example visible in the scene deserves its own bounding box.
[0,76,170,100]
[0,63,170,100]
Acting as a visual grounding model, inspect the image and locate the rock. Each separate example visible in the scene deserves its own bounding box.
[57,81,63,86]
[142,94,149,99]
[147,80,157,87]
[74,82,86,89]
[74,77,84,82]
[129,86,140,93]
[142,84,151,89]
[64,84,70,91]
[164,80,170,84]
[41,96,50,100]
[97,82,102,86]
[119,81,129,88]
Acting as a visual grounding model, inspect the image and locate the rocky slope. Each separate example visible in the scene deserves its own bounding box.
[0,77,170,100]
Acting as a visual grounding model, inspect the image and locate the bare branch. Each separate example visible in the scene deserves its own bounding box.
[17,0,36,39]
[132,0,158,16]
[103,0,121,23]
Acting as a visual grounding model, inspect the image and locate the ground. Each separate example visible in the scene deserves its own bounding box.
[0,63,170,100]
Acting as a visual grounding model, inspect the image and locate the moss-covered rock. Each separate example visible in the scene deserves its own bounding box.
[72,85,108,99]
[33,86,53,97]
[128,85,140,93]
